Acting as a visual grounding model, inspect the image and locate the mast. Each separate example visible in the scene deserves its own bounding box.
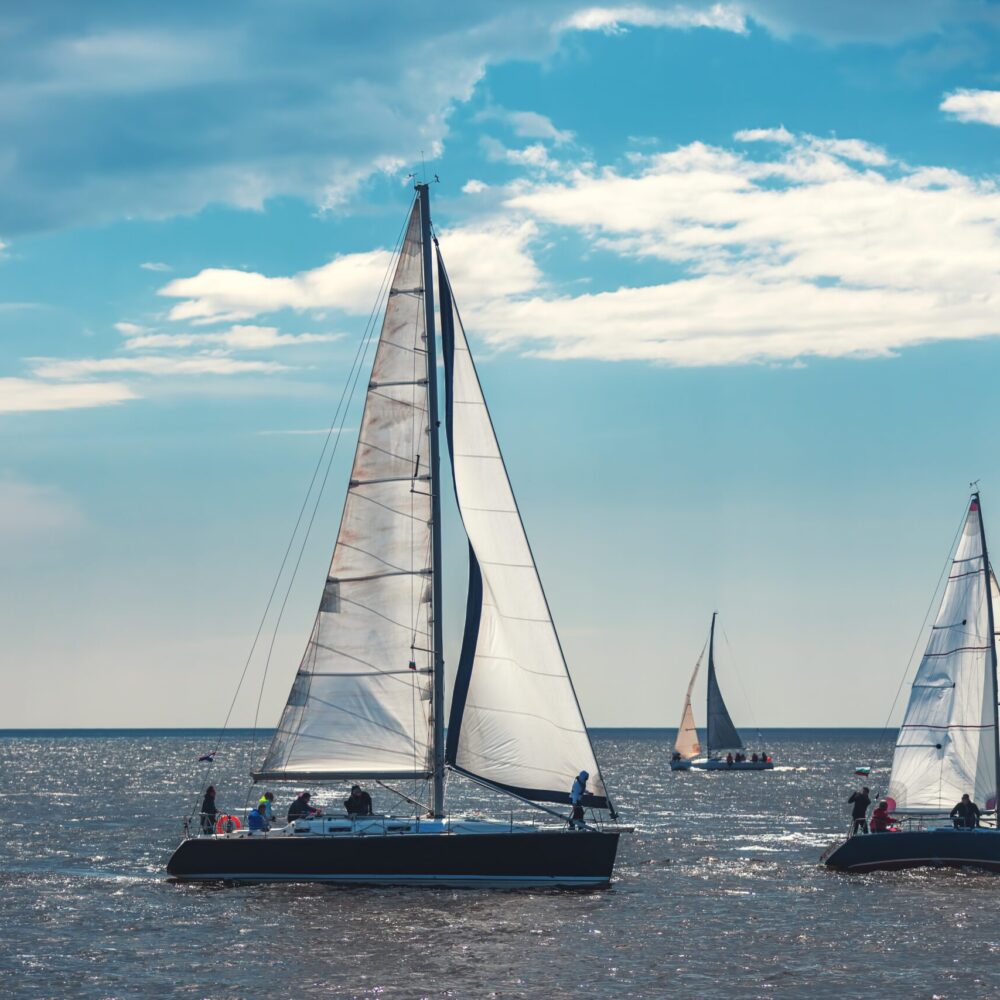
[974,492,1000,813]
[417,182,446,818]
[707,612,717,755]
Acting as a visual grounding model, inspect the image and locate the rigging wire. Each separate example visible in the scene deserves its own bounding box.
[190,198,414,820]
[718,620,766,750]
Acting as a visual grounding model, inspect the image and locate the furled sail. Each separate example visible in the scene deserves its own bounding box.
[674,655,703,760]
[256,202,434,781]
[888,496,998,812]
[706,614,743,752]
[438,251,609,810]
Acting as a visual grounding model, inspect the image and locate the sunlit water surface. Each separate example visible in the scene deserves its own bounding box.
[1,729,997,999]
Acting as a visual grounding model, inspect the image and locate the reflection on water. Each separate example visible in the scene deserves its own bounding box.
[1,729,998,998]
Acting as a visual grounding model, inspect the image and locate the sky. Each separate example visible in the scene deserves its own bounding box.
[3,1,1000,729]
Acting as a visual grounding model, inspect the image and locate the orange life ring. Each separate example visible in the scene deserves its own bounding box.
[216,814,242,834]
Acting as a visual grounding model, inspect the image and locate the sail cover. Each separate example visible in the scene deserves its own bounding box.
[256,203,435,781]
[888,497,998,812]
[706,624,743,752]
[674,656,703,759]
[438,252,609,809]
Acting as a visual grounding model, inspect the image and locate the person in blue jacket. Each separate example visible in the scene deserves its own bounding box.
[247,803,269,834]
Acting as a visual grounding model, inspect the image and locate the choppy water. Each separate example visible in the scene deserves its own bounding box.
[1,728,998,999]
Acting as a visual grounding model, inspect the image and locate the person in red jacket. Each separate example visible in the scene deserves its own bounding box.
[869,800,898,833]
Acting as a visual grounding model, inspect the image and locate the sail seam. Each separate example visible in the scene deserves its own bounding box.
[923,645,988,657]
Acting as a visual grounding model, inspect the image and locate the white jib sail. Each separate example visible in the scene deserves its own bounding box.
[674,656,702,759]
[439,258,607,806]
[257,203,434,781]
[888,497,998,812]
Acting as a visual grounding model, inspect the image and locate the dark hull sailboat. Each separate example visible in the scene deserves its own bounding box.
[822,493,1000,874]
[670,613,771,771]
[168,183,622,887]
[168,824,620,887]
[824,828,1000,873]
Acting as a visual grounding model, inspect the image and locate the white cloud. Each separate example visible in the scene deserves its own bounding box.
[140,261,172,272]
[481,137,561,171]
[29,356,289,379]
[476,107,574,144]
[463,179,489,194]
[941,88,1000,126]
[159,218,541,324]
[468,131,1000,365]
[563,3,747,34]
[734,126,794,144]
[159,251,395,324]
[0,377,137,412]
[121,324,341,350]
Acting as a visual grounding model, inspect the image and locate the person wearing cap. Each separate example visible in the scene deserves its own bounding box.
[569,770,589,829]
[344,785,373,817]
[287,791,322,823]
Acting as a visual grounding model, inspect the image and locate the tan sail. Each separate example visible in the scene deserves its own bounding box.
[674,655,703,759]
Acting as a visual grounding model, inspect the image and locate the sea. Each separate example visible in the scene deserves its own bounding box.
[1,728,996,999]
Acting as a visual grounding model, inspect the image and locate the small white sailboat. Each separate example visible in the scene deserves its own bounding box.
[670,613,773,771]
[167,183,622,886]
[825,491,1000,872]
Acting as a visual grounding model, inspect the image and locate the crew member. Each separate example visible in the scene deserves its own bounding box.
[200,786,218,835]
[287,791,322,823]
[951,793,982,829]
[569,770,589,829]
[344,785,373,816]
[848,786,871,835]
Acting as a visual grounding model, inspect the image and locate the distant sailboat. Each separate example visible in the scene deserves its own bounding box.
[670,613,773,771]
[825,492,1000,873]
[167,184,622,887]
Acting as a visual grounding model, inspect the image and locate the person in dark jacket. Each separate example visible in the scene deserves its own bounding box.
[951,793,982,829]
[569,770,589,829]
[287,791,322,823]
[200,786,218,835]
[344,785,373,817]
[848,786,871,835]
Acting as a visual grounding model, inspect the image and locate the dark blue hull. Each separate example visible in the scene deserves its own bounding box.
[823,828,1000,873]
[167,829,620,888]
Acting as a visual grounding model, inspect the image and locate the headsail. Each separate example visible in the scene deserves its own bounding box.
[706,613,743,753]
[256,202,435,781]
[888,495,999,812]
[438,250,610,810]
[674,654,703,760]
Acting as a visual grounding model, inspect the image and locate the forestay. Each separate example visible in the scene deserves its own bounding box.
[674,657,703,759]
[706,618,743,752]
[256,203,434,781]
[888,496,998,812]
[438,252,609,809]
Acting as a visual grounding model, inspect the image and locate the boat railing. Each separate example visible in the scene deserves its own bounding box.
[844,812,999,836]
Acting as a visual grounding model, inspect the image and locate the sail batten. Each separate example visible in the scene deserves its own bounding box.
[438,250,610,810]
[257,201,434,782]
[888,496,999,812]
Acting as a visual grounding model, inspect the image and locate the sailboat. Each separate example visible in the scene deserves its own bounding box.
[166,184,621,887]
[824,492,1000,873]
[669,613,773,771]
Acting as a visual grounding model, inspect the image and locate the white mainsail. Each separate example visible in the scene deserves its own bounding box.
[438,253,609,808]
[674,656,702,760]
[888,496,998,812]
[257,203,435,781]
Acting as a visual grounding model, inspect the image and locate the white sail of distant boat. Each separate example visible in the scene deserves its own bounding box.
[670,613,769,771]
[673,654,702,761]
[888,495,999,812]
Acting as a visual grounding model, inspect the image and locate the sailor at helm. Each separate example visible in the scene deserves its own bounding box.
[569,771,589,829]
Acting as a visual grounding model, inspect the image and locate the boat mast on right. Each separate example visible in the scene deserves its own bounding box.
[824,491,1000,873]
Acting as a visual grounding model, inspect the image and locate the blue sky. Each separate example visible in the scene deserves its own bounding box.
[3,1,1000,728]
